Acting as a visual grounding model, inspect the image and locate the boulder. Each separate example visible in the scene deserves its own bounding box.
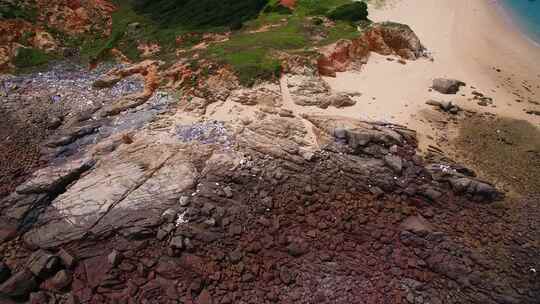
[286,73,356,109]
[107,250,123,267]
[27,250,60,279]
[384,154,403,174]
[169,236,184,249]
[40,270,72,291]
[0,269,37,298]
[57,248,77,269]
[432,78,466,94]
[400,215,434,234]
[0,261,11,284]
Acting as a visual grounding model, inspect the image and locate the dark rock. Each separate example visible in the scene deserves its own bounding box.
[27,250,60,278]
[422,187,442,201]
[120,226,155,240]
[287,241,309,257]
[46,116,63,130]
[15,158,95,195]
[57,248,77,269]
[432,78,466,94]
[29,291,49,304]
[161,209,178,223]
[40,270,72,291]
[229,249,243,264]
[107,250,123,267]
[179,196,191,207]
[169,235,184,249]
[223,186,233,198]
[384,154,403,173]
[157,223,176,241]
[0,262,11,284]
[0,269,37,298]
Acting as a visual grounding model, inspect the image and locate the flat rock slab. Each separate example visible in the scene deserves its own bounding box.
[24,139,197,249]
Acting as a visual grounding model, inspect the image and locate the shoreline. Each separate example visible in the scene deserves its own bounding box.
[494,0,540,48]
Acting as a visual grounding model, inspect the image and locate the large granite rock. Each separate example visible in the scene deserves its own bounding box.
[432,78,466,94]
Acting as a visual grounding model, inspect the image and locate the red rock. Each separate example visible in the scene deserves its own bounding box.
[197,289,213,304]
[317,23,424,77]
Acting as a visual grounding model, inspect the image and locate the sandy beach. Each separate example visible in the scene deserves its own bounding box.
[320,0,540,149]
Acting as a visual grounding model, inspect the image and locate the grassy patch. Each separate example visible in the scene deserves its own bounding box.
[295,0,353,15]
[0,2,38,22]
[14,48,51,69]
[317,21,361,45]
[132,0,269,28]
[208,18,308,85]
[327,1,368,22]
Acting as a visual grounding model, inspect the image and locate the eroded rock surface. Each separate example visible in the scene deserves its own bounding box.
[318,22,427,77]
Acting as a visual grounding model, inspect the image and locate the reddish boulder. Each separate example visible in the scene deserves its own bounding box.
[318,22,425,77]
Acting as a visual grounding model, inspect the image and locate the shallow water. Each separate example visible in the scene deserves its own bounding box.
[500,0,540,45]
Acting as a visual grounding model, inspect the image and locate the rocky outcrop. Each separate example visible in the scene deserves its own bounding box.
[318,22,426,77]
[1,103,533,304]
[94,60,161,116]
[285,68,357,109]
[33,0,115,35]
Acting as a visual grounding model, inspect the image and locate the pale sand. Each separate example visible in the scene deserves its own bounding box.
[322,0,540,150]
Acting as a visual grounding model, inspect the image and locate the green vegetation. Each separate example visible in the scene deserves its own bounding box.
[132,0,269,28]
[295,0,353,15]
[6,0,370,83]
[0,2,37,21]
[327,2,369,22]
[208,18,308,85]
[13,48,51,69]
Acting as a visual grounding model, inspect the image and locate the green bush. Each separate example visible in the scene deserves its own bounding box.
[327,1,368,22]
[13,48,51,68]
[132,0,269,28]
[0,2,37,21]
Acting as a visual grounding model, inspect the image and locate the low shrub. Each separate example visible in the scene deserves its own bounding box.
[13,48,51,69]
[327,1,368,22]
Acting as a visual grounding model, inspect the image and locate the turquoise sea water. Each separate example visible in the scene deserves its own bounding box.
[500,0,540,44]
